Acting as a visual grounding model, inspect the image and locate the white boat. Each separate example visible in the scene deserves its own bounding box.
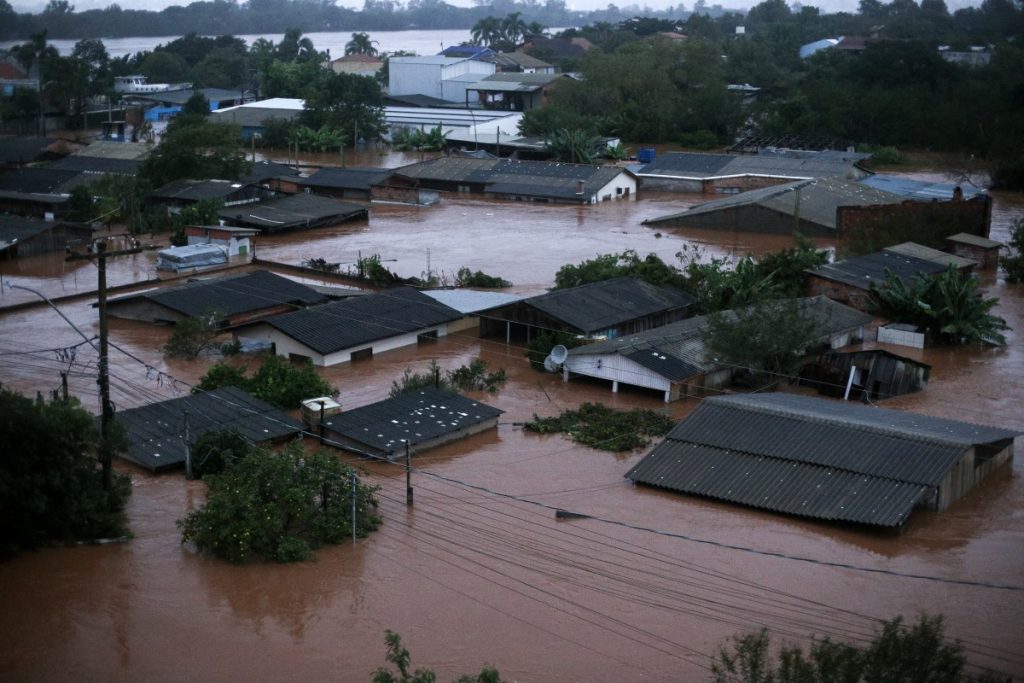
[114,75,192,95]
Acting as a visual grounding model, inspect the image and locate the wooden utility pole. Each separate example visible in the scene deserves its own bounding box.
[96,241,114,491]
[405,444,413,507]
[183,409,193,479]
[351,470,358,544]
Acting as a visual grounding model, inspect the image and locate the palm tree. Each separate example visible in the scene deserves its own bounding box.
[471,16,503,47]
[500,12,529,46]
[345,32,379,56]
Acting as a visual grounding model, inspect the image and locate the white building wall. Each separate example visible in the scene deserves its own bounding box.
[389,61,443,98]
[237,322,449,367]
[590,172,637,203]
[565,354,670,392]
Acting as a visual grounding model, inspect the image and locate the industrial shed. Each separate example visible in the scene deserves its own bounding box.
[235,287,462,367]
[104,270,327,326]
[481,277,695,342]
[149,178,264,211]
[113,385,305,472]
[627,393,1019,528]
[322,387,503,459]
[564,296,871,402]
[218,193,368,232]
[278,167,392,202]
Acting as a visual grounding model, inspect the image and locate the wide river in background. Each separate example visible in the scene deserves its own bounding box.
[0,149,1022,681]
[0,29,561,57]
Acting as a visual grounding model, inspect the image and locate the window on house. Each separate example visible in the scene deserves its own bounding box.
[351,348,373,361]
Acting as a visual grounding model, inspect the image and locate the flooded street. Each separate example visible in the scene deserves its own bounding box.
[1,158,1023,681]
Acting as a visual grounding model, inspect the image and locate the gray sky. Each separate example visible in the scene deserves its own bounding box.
[10,0,982,16]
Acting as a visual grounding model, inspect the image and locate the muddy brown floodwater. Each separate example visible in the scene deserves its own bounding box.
[0,156,1022,682]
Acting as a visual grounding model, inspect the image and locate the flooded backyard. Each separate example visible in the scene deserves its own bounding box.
[1,155,1022,681]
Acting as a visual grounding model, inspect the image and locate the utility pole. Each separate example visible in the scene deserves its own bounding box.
[60,371,68,403]
[405,443,413,506]
[351,470,358,544]
[183,409,192,479]
[96,241,114,491]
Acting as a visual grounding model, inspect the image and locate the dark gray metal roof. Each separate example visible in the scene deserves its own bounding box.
[393,157,633,199]
[113,385,304,471]
[218,193,367,232]
[295,167,392,191]
[644,177,901,231]
[622,348,702,382]
[0,215,89,251]
[48,155,141,176]
[106,270,327,320]
[323,387,503,456]
[469,72,567,93]
[151,178,251,201]
[258,287,462,355]
[211,106,303,128]
[524,277,695,334]
[240,160,301,184]
[859,175,986,200]
[808,249,949,290]
[130,88,243,105]
[0,167,79,194]
[0,136,57,164]
[627,393,1019,527]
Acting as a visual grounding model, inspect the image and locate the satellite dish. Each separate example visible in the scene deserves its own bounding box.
[550,345,568,365]
[543,356,559,373]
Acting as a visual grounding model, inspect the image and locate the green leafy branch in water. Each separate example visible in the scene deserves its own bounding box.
[524,402,674,452]
[389,359,508,398]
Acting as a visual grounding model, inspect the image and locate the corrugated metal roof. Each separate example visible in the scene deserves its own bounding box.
[627,393,1019,526]
[240,160,301,183]
[470,73,566,92]
[644,177,902,231]
[858,174,985,200]
[0,167,80,194]
[258,287,462,355]
[218,193,367,232]
[884,242,977,269]
[113,385,304,471]
[393,158,632,196]
[296,167,391,191]
[72,140,152,160]
[107,270,327,320]
[48,155,141,175]
[947,232,1001,248]
[808,249,948,290]
[523,277,695,334]
[628,441,927,527]
[151,178,250,201]
[323,387,503,456]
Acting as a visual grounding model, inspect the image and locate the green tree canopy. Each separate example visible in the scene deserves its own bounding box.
[196,354,333,410]
[0,388,131,558]
[178,444,381,563]
[140,116,250,187]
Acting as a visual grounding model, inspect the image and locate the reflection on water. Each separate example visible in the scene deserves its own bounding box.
[0,172,1022,681]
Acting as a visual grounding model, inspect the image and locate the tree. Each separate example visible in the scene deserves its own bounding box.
[1000,218,1024,283]
[703,298,819,387]
[180,91,210,119]
[275,28,319,63]
[712,614,1005,683]
[388,358,507,398]
[162,309,224,359]
[553,250,687,289]
[0,388,131,559]
[301,70,386,143]
[345,31,379,56]
[178,444,381,563]
[141,117,250,187]
[189,429,256,478]
[866,267,1010,346]
[543,128,601,164]
[524,403,675,451]
[196,354,333,410]
[372,630,503,683]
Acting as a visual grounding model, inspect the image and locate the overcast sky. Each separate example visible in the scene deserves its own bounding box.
[9,0,982,17]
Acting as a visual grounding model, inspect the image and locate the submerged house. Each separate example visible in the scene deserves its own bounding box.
[104,270,328,326]
[0,215,93,258]
[217,193,368,232]
[563,296,871,402]
[481,277,695,343]
[113,386,305,472]
[626,393,1019,528]
[806,249,952,311]
[234,287,462,367]
[149,178,263,213]
[799,348,931,400]
[386,157,636,204]
[322,387,503,459]
[635,151,869,194]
